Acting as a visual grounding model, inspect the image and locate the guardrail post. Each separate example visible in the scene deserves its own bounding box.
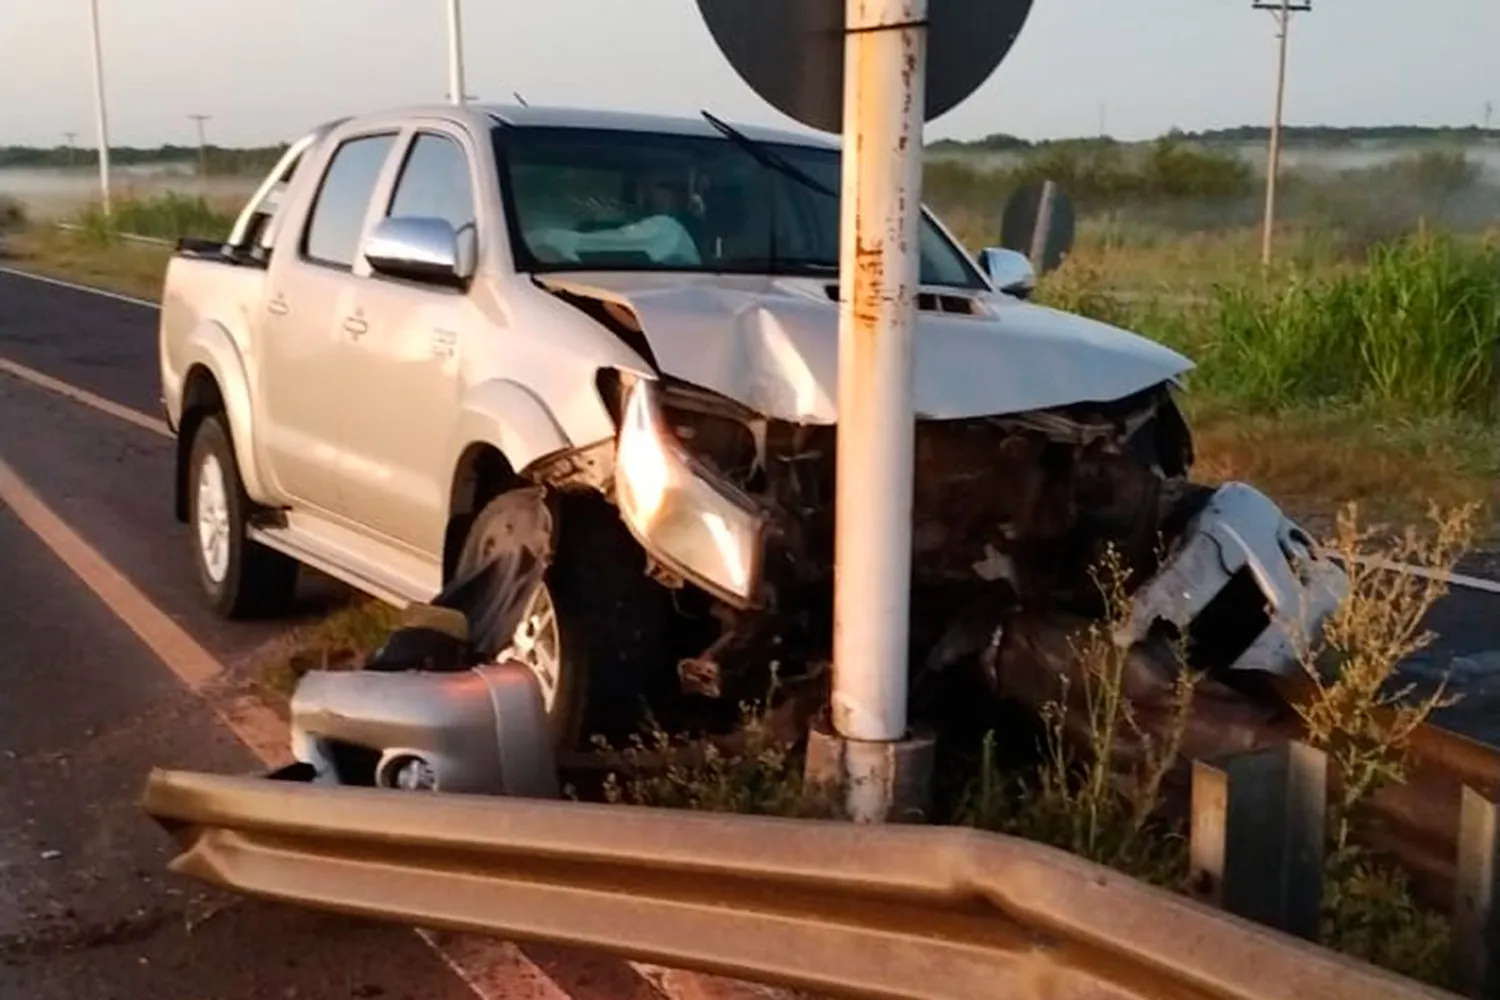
[1455,785,1500,999]
[1189,741,1327,942]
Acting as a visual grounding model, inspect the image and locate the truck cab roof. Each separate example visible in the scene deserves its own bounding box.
[305,102,839,151]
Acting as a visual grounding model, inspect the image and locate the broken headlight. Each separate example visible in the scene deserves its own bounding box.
[614,375,766,607]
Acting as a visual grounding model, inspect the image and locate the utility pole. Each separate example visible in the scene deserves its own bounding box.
[189,114,211,179]
[444,0,467,104]
[63,131,78,167]
[1254,0,1310,268]
[87,0,113,215]
[1486,101,1494,138]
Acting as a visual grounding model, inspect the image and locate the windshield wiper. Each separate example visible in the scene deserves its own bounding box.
[700,110,837,199]
[716,256,839,276]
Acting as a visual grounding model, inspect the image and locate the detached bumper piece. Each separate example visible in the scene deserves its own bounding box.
[288,660,559,798]
[1121,482,1350,677]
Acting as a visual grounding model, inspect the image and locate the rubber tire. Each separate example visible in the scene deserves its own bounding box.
[186,413,300,619]
[458,491,670,754]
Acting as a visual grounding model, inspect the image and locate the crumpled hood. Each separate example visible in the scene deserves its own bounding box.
[539,272,1194,423]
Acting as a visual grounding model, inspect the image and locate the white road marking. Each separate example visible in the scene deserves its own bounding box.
[1350,554,1500,596]
[0,454,222,693]
[0,356,172,439]
[0,453,572,1000]
[0,264,161,310]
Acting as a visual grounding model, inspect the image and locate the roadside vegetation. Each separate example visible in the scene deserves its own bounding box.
[0,193,25,235]
[255,598,404,699]
[593,503,1478,989]
[75,191,237,244]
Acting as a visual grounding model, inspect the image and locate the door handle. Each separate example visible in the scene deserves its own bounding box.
[267,296,289,316]
[342,316,368,337]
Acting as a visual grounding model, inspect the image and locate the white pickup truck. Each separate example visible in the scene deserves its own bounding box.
[158,102,1345,772]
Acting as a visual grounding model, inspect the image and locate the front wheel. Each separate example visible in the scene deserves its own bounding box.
[186,413,299,619]
[458,490,671,752]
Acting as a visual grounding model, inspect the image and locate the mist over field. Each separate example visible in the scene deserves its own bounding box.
[3,133,1498,224]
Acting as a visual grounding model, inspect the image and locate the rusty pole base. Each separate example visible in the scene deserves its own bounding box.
[803,718,936,823]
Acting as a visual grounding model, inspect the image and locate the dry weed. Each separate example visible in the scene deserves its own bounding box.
[961,545,1199,886]
[1293,501,1478,847]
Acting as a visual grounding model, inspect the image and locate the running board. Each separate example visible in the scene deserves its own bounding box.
[247,514,438,610]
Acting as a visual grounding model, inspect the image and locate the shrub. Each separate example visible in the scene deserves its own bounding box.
[592,694,840,819]
[955,545,1197,888]
[1192,232,1500,418]
[1293,502,1476,847]
[0,194,26,234]
[76,192,236,244]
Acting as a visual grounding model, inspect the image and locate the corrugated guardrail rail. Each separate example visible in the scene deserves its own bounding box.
[141,769,1455,1000]
[54,221,173,246]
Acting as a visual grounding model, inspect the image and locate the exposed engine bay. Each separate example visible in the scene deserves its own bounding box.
[601,372,1216,705]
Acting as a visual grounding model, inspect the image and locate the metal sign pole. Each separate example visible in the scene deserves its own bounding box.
[830,0,929,821]
[87,0,112,216]
[445,0,467,104]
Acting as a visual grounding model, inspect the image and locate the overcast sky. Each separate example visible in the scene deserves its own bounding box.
[1,0,1495,148]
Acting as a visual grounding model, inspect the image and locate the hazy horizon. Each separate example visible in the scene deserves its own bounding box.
[2,0,1495,150]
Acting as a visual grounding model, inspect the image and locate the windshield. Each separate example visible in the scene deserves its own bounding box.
[492,125,986,289]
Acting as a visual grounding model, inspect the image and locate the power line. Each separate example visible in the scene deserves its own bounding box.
[1253,0,1312,268]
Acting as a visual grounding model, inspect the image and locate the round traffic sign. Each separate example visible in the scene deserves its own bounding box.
[696,0,1035,134]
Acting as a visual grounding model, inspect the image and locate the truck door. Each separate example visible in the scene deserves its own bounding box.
[334,127,483,558]
[256,129,400,513]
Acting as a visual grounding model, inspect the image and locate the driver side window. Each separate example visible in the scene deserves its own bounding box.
[386,132,476,235]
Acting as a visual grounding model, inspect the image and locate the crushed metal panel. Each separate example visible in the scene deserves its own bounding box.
[538,273,1194,423]
[1120,482,1349,676]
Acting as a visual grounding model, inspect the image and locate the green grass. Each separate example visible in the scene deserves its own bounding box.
[256,599,404,698]
[1027,230,1500,536]
[3,225,172,300]
[1185,233,1500,419]
[76,191,236,244]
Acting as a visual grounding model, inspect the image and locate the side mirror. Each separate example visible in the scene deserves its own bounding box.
[977,247,1037,299]
[363,216,471,287]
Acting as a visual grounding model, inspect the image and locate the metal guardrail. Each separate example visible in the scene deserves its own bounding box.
[141,769,1454,1000]
[54,221,173,247]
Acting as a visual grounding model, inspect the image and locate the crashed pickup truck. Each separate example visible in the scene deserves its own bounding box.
[159,102,1347,790]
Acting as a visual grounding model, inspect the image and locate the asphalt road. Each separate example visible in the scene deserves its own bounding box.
[0,269,675,1000]
[1,264,1498,997]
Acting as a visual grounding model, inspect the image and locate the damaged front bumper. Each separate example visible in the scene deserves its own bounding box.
[286,660,560,798]
[1120,482,1349,677]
